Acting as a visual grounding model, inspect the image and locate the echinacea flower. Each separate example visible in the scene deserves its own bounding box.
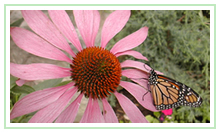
[10,10,161,123]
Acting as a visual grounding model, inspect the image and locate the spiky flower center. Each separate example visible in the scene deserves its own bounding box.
[70,47,121,99]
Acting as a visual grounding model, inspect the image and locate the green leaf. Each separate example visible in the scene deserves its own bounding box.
[119,120,124,123]
[11,85,35,94]
[11,112,36,123]
[10,18,24,27]
[33,78,63,91]
[145,115,160,123]
[55,80,72,87]
[153,111,161,118]
[10,76,18,89]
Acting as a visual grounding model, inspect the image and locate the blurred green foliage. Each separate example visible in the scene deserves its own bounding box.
[110,10,210,123]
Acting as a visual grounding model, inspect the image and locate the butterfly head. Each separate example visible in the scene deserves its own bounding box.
[149,69,158,85]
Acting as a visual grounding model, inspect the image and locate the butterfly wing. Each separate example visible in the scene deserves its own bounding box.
[150,74,202,110]
[176,81,203,108]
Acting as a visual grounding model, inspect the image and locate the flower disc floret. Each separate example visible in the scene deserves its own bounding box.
[70,47,121,99]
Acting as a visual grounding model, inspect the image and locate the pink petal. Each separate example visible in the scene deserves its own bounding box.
[114,92,148,123]
[80,97,105,123]
[10,82,74,119]
[121,60,151,72]
[15,79,27,86]
[102,98,118,123]
[120,60,163,75]
[122,69,149,88]
[120,81,157,112]
[110,27,148,54]
[101,10,130,48]
[73,10,100,47]
[122,69,148,79]
[48,10,82,51]
[22,10,75,57]
[131,79,149,90]
[88,99,105,123]
[28,87,77,123]
[80,96,92,123]
[10,63,71,80]
[10,27,72,63]
[115,50,148,61]
[55,93,84,123]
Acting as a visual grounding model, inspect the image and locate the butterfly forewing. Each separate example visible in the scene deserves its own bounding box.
[149,70,202,110]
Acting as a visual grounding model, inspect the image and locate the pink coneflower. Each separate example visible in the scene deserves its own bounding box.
[159,109,173,122]
[10,10,160,123]
[162,109,173,116]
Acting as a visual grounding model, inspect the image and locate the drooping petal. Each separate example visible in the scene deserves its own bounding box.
[80,96,92,123]
[114,92,148,123]
[115,50,148,61]
[88,99,105,123]
[80,97,105,123]
[10,27,72,63]
[120,60,163,75]
[73,10,100,47]
[120,81,158,112]
[10,63,71,80]
[55,92,84,123]
[48,10,82,51]
[15,79,27,86]
[110,27,148,54]
[10,82,74,120]
[102,98,118,123]
[28,87,77,123]
[101,10,130,48]
[21,10,75,57]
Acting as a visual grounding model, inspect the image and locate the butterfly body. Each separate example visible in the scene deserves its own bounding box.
[148,69,203,110]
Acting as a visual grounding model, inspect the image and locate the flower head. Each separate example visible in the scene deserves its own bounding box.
[159,109,173,122]
[10,10,158,123]
[70,47,121,99]
[162,109,173,116]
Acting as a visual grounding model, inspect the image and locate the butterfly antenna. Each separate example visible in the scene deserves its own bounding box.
[143,63,151,72]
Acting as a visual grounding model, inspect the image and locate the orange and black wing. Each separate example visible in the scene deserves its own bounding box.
[150,74,202,110]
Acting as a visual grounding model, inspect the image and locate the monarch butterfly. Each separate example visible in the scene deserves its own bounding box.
[144,66,203,110]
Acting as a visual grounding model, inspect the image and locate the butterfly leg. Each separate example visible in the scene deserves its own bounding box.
[142,91,149,101]
[142,82,151,101]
